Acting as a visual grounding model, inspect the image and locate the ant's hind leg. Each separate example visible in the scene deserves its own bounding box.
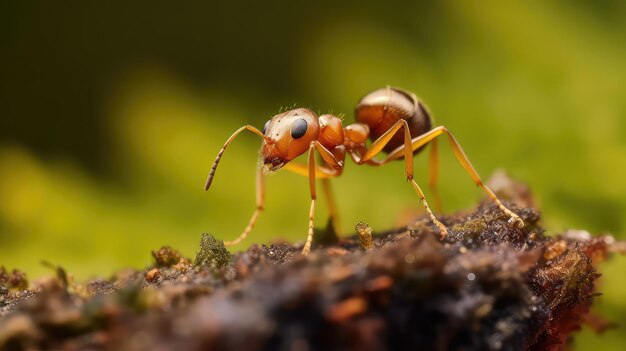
[384,126,524,228]
[224,166,265,246]
[357,119,449,238]
[409,178,448,238]
[428,138,443,213]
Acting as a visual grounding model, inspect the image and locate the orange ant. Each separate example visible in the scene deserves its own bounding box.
[205,87,524,255]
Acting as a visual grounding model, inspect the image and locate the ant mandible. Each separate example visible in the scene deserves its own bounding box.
[205,87,524,255]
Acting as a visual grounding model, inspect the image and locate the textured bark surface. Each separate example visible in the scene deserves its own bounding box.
[0,175,621,351]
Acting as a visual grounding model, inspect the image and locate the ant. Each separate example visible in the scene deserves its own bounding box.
[205,87,524,255]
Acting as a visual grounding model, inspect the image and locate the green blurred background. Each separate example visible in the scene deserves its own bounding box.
[1,0,625,348]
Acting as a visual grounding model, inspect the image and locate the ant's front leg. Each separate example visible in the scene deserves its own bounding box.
[284,142,345,252]
[302,142,318,255]
[283,163,342,236]
[224,165,265,246]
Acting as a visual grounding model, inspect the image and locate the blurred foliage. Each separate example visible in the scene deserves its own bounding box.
[0,1,625,349]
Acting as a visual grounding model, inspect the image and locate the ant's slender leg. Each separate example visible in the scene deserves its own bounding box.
[321,178,341,235]
[408,179,447,236]
[314,142,344,169]
[428,138,443,213]
[224,165,265,246]
[284,142,344,239]
[283,141,344,178]
[205,125,265,191]
[283,163,338,179]
[358,119,412,174]
[284,160,343,237]
[384,126,524,228]
[302,142,317,255]
[357,119,448,237]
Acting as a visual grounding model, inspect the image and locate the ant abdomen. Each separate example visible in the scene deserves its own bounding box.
[355,87,432,154]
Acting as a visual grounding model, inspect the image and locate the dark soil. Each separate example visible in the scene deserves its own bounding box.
[0,175,622,351]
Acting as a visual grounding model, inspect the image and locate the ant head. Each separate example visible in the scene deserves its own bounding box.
[261,108,320,172]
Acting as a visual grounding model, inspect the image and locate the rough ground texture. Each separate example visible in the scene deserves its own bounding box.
[0,175,622,351]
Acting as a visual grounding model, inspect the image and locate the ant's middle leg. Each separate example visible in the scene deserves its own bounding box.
[384,126,524,228]
[356,119,449,237]
[428,138,443,213]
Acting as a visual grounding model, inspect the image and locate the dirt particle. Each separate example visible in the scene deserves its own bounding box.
[145,268,160,283]
[0,267,28,291]
[543,240,567,261]
[355,222,374,250]
[152,246,185,268]
[365,276,393,292]
[326,297,368,322]
[404,253,415,264]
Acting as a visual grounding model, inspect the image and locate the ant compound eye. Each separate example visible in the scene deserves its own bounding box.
[262,120,271,135]
[290,118,308,139]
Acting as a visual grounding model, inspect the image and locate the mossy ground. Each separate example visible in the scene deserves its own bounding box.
[0,178,622,351]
